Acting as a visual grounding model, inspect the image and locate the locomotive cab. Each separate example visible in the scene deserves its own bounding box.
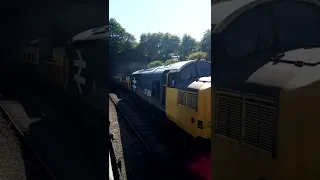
[165,60,211,139]
[129,60,211,140]
[213,47,320,180]
[211,0,320,179]
[23,37,58,84]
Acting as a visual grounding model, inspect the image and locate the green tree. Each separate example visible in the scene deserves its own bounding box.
[147,60,163,68]
[140,32,181,62]
[199,29,211,60]
[160,33,181,60]
[180,34,197,60]
[109,18,139,75]
[187,51,208,60]
[140,33,163,62]
[163,58,180,65]
[109,18,136,55]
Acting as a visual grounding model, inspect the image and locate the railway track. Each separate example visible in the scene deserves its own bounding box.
[109,94,152,155]
[109,92,203,180]
[0,100,55,180]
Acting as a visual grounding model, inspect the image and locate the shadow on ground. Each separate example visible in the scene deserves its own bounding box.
[1,73,108,180]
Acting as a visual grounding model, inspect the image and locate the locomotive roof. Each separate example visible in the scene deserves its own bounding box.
[211,0,255,27]
[247,47,320,90]
[72,25,108,42]
[26,37,61,49]
[131,60,210,75]
[30,37,53,45]
[211,0,320,34]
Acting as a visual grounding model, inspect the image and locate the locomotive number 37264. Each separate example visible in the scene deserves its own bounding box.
[144,89,152,97]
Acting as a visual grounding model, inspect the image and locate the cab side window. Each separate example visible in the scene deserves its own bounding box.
[180,64,196,81]
[168,73,175,88]
[196,62,211,77]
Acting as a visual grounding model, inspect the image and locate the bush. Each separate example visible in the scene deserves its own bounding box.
[147,60,163,68]
[163,58,180,66]
[187,51,208,60]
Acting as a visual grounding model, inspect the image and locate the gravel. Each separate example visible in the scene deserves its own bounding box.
[109,99,127,180]
[109,97,156,180]
[0,109,26,180]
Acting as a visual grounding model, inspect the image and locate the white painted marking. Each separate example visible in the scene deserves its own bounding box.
[74,49,86,95]
[144,89,152,97]
[132,77,137,91]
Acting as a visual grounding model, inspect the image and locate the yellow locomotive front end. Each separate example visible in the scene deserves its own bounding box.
[165,60,211,140]
[212,48,320,180]
[211,0,320,179]
[166,77,211,139]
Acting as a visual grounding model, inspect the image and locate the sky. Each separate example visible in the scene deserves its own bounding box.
[109,0,211,42]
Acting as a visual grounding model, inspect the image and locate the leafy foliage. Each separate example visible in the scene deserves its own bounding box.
[139,32,181,62]
[187,51,208,60]
[163,58,180,65]
[180,34,197,60]
[199,29,211,61]
[109,18,210,74]
[109,18,136,55]
[147,60,163,68]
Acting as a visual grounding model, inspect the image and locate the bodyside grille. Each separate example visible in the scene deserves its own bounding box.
[216,92,242,141]
[215,89,278,153]
[243,96,277,152]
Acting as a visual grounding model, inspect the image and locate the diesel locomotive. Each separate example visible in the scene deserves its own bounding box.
[211,0,320,180]
[116,60,212,142]
[23,25,108,107]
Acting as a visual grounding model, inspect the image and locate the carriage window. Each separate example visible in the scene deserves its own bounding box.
[180,64,196,81]
[196,62,211,77]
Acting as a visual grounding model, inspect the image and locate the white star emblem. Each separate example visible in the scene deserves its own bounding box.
[74,49,86,95]
[132,77,137,91]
